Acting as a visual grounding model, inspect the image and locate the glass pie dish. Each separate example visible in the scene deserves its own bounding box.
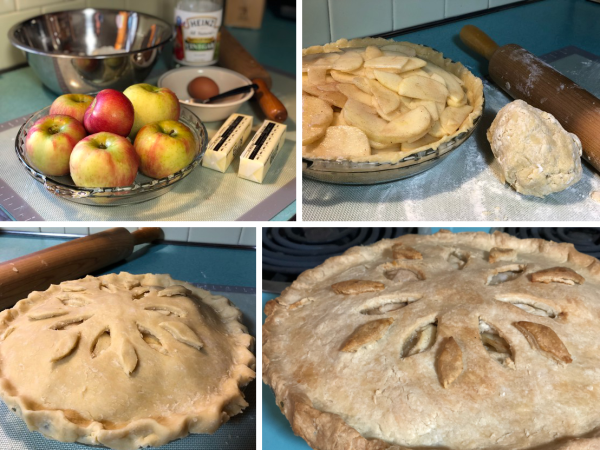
[302,99,483,185]
[14,106,207,206]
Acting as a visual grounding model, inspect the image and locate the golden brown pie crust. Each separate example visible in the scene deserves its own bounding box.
[263,231,600,450]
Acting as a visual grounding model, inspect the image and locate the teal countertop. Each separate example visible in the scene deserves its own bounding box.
[0,233,256,288]
[391,0,600,78]
[0,7,296,221]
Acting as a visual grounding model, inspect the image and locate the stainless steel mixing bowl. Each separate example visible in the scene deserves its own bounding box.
[8,8,173,94]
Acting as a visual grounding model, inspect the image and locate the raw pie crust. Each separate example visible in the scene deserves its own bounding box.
[263,231,600,450]
[302,38,484,163]
[0,272,255,450]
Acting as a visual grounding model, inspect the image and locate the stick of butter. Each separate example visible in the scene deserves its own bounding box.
[238,120,287,183]
[202,114,253,173]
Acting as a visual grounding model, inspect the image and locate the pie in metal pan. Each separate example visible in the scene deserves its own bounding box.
[0,272,255,449]
[263,231,600,450]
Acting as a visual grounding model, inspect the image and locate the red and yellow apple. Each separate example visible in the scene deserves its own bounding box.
[133,120,196,179]
[123,83,180,139]
[25,114,86,176]
[70,132,139,187]
[83,89,134,137]
[49,94,94,123]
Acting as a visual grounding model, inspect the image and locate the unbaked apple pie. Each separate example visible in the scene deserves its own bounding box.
[264,231,600,449]
[302,38,484,162]
[0,272,255,449]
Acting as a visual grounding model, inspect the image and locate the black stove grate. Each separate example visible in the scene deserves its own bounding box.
[504,228,600,258]
[263,227,418,294]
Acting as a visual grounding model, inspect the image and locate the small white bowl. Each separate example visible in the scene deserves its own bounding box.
[158,66,253,122]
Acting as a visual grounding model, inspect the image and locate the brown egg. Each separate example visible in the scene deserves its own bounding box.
[187,76,220,101]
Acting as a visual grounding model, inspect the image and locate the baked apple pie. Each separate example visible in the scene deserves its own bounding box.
[264,231,600,449]
[302,38,484,162]
[0,272,255,449]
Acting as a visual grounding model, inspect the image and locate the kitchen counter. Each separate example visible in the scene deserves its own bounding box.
[0,8,296,221]
[303,0,600,222]
[0,231,257,450]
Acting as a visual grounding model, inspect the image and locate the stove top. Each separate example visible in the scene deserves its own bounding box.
[263,227,418,294]
[503,228,600,258]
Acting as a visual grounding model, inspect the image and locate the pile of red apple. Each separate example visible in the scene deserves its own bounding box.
[25,84,197,188]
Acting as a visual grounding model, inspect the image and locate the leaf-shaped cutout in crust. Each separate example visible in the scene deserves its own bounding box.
[530,267,584,285]
[486,264,526,286]
[90,328,111,358]
[289,297,316,310]
[116,338,138,375]
[479,319,514,369]
[495,294,558,318]
[130,286,153,299]
[392,243,423,260]
[138,325,167,354]
[143,303,186,318]
[60,283,87,292]
[514,321,572,364]
[0,327,15,341]
[332,280,386,295]
[436,337,463,388]
[50,315,92,330]
[402,320,437,357]
[56,293,89,308]
[447,249,469,270]
[50,331,80,362]
[361,293,422,315]
[159,321,204,350]
[380,262,425,282]
[100,283,118,293]
[340,318,394,352]
[27,308,69,320]
[158,285,192,297]
[488,247,517,264]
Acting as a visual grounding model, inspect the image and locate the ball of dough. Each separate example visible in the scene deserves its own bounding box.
[487,100,582,197]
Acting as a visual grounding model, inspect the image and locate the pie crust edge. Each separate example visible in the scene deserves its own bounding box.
[0,272,256,450]
[302,37,485,163]
[263,231,600,450]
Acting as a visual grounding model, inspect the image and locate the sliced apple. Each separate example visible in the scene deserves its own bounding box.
[304,126,371,159]
[401,133,440,152]
[307,66,327,85]
[302,74,323,97]
[371,97,404,122]
[374,105,431,144]
[330,70,356,83]
[380,43,417,56]
[439,105,473,134]
[429,120,446,138]
[302,53,340,71]
[423,62,465,103]
[320,90,348,109]
[365,55,409,70]
[447,94,468,107]
[399,69,430,79]
[331,111,347,126]
[398,76,448,103]
[408,99,439,121]
[347,67,366,77]
[316,81,340,92]
[337,83,374,106]
[430,73,446,87]
[332,51,364,72]
[364,46,384,60]
[352,76,372,94]
[370,140,402,151]
[368,79,401,114]
[342,99,388,141]
[302,95,333,145]
[374,70,403,92]
[397,57,427,72]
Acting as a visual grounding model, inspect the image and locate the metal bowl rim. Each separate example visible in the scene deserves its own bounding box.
[8,8,174,60]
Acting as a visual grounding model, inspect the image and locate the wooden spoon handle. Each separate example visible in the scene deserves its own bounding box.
[253,78,288,123]
[460,25,500,61]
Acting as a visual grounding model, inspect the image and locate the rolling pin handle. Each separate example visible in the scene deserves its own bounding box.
[132,228,164,245]
[253,78,288,123]
[460,25,500,61]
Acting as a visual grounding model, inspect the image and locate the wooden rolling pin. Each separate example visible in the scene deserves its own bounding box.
[219,27,288,122]
[0,227,163,309]
[460,25,600,172]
